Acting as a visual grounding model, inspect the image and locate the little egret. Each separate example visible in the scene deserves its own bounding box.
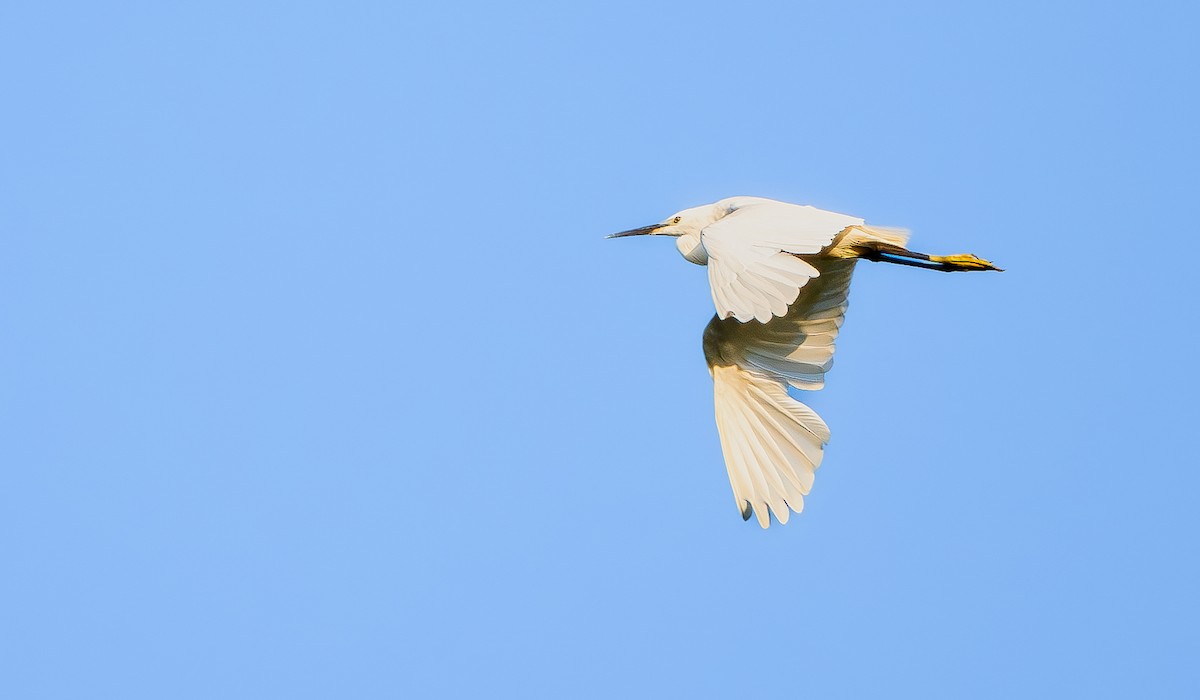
[610,196,1000,528]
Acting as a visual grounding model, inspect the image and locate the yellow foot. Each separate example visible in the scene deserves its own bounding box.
[929,253,1003,271]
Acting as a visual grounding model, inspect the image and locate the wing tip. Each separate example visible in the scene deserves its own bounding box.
[740,499,810,529]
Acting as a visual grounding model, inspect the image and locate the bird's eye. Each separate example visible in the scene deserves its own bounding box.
[673,216,682,224]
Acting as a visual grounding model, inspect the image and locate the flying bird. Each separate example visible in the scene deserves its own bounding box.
[609,196,1000,528]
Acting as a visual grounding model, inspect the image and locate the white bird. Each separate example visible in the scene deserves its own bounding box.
[610,196,1000,528]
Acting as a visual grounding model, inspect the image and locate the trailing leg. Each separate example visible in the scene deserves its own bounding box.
[856,241,1003,272]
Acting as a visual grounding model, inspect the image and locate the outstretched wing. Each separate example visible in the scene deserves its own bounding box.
[710,364,830,528]
[703,259,858,527]
[701,199,863,323]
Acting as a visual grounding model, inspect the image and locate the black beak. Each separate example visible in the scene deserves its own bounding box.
[606,224,663,239]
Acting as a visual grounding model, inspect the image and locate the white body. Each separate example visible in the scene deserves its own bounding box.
[642,196,910,527]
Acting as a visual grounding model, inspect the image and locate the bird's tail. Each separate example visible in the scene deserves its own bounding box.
[841,224,911,250]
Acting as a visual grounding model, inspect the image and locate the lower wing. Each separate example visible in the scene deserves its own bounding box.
[702,259,857,527]
[711,363,831,527]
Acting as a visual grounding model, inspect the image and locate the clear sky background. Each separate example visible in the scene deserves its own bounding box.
[3,1,1198,697]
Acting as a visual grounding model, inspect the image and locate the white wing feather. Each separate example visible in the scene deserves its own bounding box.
[703,259,858,527]
[701,199,863,323]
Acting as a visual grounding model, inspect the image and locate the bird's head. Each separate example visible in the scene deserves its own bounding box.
[607,204,715,239]
[607,203,722,265]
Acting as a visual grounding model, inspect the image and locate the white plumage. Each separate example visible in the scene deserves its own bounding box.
[610,196,999,527]
[701,199,861,323]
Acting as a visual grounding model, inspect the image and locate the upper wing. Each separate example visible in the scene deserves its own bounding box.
[701,199,863,323]
[703,259,858,527]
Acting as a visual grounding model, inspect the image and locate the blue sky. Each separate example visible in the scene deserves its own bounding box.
[3,1,1198,697]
